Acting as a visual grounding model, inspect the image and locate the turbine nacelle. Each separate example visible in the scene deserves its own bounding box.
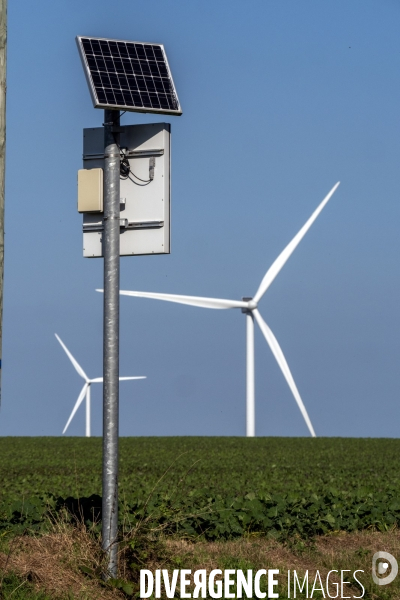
[242,297,258,312]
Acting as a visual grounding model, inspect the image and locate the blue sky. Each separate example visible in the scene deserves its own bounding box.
[0,0,399,437]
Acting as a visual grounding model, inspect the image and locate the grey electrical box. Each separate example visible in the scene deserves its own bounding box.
[82,122,171,257]
[78,168,103,213]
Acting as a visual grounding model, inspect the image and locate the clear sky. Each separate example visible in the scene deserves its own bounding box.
[0,0,399,437]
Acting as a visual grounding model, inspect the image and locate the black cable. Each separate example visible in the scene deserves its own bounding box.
[119,150,152,183]
[128,169,152,183]
[112,137,153,184]
[120,156,152,184]
[128,173,152,187]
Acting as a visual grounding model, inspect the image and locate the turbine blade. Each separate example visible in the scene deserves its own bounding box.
[62,383,89,434]
[115,290,247,310]
[90,378,103,383]
[253,309,316,437]
[55,334,89,381]
[253,182,340,303]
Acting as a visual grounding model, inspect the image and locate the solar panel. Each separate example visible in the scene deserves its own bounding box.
[76,36,182,116]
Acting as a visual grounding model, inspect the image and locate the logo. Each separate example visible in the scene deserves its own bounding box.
[372,552,398,586]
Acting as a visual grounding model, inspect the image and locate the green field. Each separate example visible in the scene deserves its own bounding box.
[1,437,400,598]
[1,436,399,499]
[1,437,400,540]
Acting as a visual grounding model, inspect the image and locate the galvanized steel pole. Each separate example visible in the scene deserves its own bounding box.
[0,0,6,405]
[102,109,120,577]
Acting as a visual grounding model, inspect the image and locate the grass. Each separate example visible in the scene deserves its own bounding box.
[0,573,52,600]
[0,518,120,599]
[1,526,400,598]
[142,530,400,599]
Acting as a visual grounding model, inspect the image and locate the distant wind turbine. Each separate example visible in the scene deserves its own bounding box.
[55,334,146,437]
[97,182,340,438]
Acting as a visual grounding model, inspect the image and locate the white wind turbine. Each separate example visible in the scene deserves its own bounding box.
[98,182,340,437]
[55,334,146,437]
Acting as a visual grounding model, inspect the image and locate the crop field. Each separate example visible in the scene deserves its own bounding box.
[1,436,399,500]
[1,436,399,497]
[1,437,400,540]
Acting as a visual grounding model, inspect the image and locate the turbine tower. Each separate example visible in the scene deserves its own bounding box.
[99,182,339,437]
[55,334,146,437]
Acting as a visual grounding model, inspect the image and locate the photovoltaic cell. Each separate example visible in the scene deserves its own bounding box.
[76,36,182,115]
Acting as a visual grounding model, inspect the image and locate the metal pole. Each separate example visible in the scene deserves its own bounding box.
[102,109,120,577]
[0,0,6,405]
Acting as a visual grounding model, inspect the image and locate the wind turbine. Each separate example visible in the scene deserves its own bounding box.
[98,182,340,437]
[55,334,146,437]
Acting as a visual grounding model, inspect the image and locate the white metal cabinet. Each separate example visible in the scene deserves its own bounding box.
[82,122,171,257]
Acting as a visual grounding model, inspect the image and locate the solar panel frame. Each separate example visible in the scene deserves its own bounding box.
[76,36,182,116]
